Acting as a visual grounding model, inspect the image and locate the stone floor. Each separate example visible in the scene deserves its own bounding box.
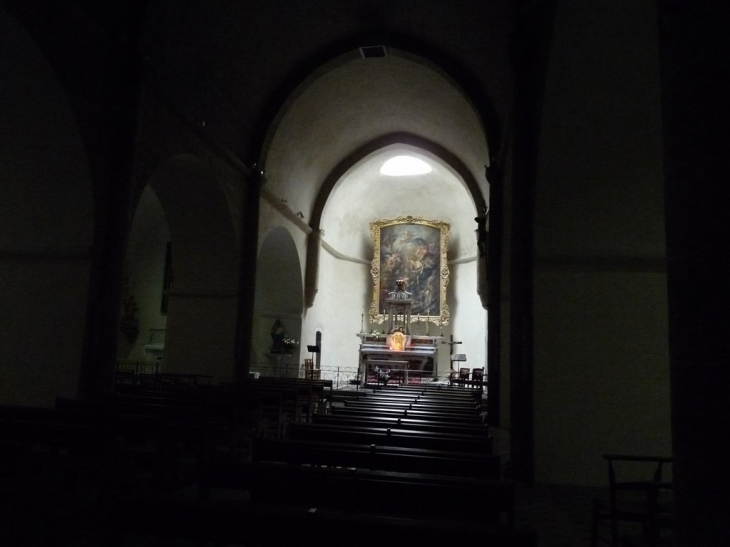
[490,426,607,547]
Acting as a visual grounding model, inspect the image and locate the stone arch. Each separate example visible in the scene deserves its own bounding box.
[0,7,94,405]
[256,46,499,168]
[310,132,485,230]
[118,185,171,369]
[253,43,490,381]
[146,154,240,381]
[257,47,491,312]
[253,226,304,377]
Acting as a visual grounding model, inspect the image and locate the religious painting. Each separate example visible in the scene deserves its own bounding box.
[370,216,450,325]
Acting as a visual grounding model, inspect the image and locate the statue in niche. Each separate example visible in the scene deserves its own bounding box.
[270,319,285,354]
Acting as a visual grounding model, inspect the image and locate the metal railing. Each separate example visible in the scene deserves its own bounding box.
[249,363,361,389]
[115,359,161,375]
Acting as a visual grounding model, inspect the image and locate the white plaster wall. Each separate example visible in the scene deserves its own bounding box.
[449,260,488,373]
[303,249,369,378]
[298,248,487,381]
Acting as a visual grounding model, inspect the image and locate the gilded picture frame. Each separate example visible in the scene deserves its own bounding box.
[369,216,450,325]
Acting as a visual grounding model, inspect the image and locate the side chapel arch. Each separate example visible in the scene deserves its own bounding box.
[145,154,240,381]
[253,226,304,372]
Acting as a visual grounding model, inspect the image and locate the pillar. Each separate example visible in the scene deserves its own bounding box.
[658,3,730,544]
[235,167,263,381]
[304,229,322,309]
[77,37,142,400]
[508,0,559,484]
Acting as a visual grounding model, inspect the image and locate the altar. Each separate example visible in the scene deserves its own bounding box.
[357,278,443,384]
[357,333,442,384]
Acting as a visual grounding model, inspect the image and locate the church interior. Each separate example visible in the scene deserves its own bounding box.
[1,1,728,545]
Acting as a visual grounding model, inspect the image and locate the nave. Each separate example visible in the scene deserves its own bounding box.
[0,373,536,546]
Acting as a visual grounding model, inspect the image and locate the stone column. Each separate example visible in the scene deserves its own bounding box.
[508,0,558,484]
[658,3,730,545]
[487,161,504,426]
[77,44,141,400]
[235,167,263,381]
[474,188,490,313]
[304,229,322,309]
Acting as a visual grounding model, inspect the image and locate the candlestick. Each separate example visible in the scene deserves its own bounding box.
[425,313,430,335]
[360,309,364,333]
[438,316,444,337]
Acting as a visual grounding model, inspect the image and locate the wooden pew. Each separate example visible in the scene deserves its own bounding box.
[361,385,481,400]
[229,377,333,418]
[332,405,485,425]
[347,393,480,411]
[206,461,515,525]
[116,496,537,547]
[343,399,481,418]
[288,422,492,453]
[370,383,483,400]
[246,437,500,478]
[99,389,272,438]
[312,413,489,437]
[84,377,529,546]
[0,404,116,507]
[54,393,263,491]
[199,459,512,524]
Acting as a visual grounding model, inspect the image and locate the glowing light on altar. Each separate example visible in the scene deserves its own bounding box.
[380,156,432,176]
[390,331,407,351]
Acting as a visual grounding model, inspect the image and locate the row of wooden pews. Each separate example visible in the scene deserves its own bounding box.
[1,376,535,545]
[197,382,537,546]
[0,375,332,545]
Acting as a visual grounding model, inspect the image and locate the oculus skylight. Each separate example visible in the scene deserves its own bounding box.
[380,156,432,176]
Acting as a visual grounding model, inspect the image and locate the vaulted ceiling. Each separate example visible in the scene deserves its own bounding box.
[261,49,489,259]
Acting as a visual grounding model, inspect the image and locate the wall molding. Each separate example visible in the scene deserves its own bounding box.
[449,254,477,264]
[260,187,479,267]
[319,240,477,266]
[320,240,370,265]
